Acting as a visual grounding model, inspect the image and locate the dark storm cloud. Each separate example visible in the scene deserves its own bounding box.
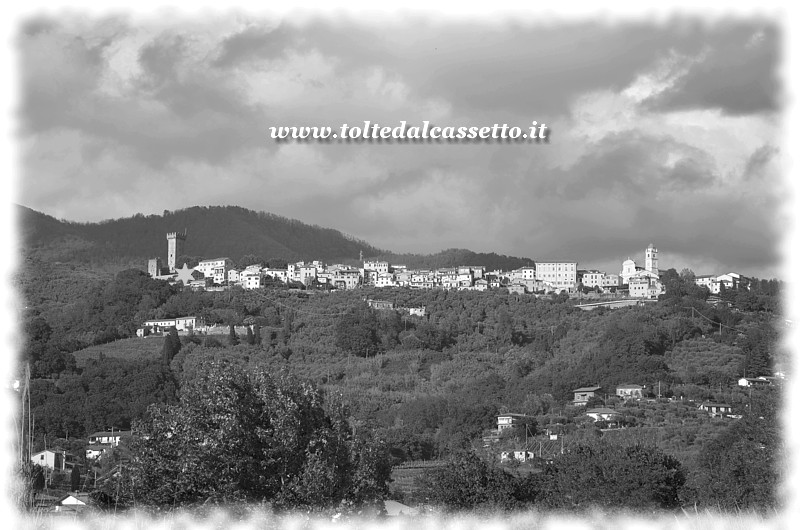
[644,22,780,115]
[16,14,782,278]
[19,20,275,168]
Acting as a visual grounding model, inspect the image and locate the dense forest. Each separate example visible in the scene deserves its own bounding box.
[13,253,786,514]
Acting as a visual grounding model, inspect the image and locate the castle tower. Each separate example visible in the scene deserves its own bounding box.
[166,230,187,272]
[148,257,163,277]
[645,243,658,275]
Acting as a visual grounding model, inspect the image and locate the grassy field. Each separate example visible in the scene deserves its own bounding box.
[71,337,164,368]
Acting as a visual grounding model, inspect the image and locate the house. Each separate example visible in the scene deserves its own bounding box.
[507,283,526,295]
[698,402,733,417]
[195,258,234,285]
[31,449,76,471]
[141,316,203,334]
[616,384,644,400]
[738,377,772,387]
[85,444,113,460]
[496,413,533,434]
[53,493,92,513]
[366,299,394,310]
[88,430,131,446]
[573,386,602,406]
[585,408,622,423]
[500,450,536,463]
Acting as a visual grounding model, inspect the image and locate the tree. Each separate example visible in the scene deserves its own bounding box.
[229,324,239,346]
[685,388,782,511]
[162,327,181,365]
[335,306,380,357]
[417,452,520,511]
[537,442,685,510]
[70,464,82,492]
[128,360,389,509]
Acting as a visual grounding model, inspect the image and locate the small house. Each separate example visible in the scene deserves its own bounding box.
[573,386,602,406]
[699,402,733,418]
[616,384,644,400]
[585,407,622,423]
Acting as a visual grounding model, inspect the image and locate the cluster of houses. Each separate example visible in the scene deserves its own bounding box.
[31,429,130,472]
[148,234,748,300]
[490,377,787,464]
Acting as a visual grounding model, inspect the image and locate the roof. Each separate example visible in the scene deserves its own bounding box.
[616,384,643,389]
[89,430,131,438]
[384,500,419,516]
[586,408,621,415]
[497,413,532,418]
[574,386,602,392]
[700,402,732,408]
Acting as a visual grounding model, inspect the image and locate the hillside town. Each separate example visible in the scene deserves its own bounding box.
[148,232,748,299]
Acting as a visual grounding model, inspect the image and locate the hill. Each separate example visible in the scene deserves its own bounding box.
[16,204,534,270]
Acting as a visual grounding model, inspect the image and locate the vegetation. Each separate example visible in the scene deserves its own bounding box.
[13,222,786,515]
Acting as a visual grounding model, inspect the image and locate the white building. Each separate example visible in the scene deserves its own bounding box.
[140,316,204,334]
[534,262,577,292]
[242,269,265,289]
[364,261,389,274]
[196,258,234,285]
[579,270,603,289]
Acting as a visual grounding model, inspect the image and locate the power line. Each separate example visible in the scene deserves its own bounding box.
[683,306,744,333]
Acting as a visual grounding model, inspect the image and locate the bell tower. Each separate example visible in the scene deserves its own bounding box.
[645,243,658,275]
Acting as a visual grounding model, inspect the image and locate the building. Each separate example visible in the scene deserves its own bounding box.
[585,408,622,423]
[332,268,360,290]
[140,316,203,334]
[366,299,394,310]
[738,377,773,387]
[364,261,389,274]
[86,430,131,460]
[601,273,621,288]
[496,413,533,434]
[31,449,76,471]
[195,258,234,285]
[621,244,660,285]
[147,257,164,277]
[573,386,602,406]
[579,270,604,289]
[166,230,187,272]
[535,262,577,292]
[698,403,733,418]
[242,269,265,289]
[616,384,644,400]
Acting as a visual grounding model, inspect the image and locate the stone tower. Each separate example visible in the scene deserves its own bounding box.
[166,230,187,272]
[645,243,658,275]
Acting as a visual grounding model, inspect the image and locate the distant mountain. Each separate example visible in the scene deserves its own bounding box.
[16,205,533,271]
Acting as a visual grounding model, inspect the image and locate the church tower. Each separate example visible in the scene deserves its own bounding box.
[645,243,658,275]
[166,230,187,272]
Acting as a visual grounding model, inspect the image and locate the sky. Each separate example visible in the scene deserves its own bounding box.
[12,7,787,279]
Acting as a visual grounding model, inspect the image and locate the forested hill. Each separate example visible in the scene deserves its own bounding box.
[15,205,533,270]
[17,205,381,265]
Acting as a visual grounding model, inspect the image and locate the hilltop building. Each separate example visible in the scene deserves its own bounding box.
[166,230,187,272]
[535,261,577,292]
[621,244,664,298]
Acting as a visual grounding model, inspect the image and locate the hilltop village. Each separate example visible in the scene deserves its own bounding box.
[148,231,746,299]
[17,224,782,516]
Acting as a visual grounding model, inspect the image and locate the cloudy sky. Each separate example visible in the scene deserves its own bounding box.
[14,8,785,278]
